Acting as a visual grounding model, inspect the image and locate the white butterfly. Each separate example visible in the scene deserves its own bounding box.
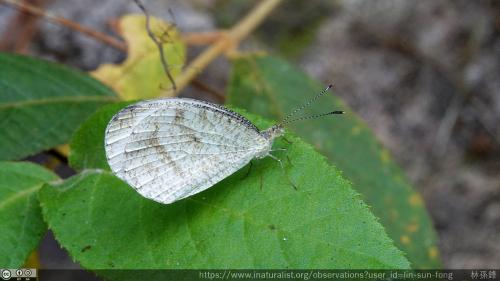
[104,85,342,204]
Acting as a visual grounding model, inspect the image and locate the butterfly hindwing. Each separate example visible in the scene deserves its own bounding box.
[105,98,266,204]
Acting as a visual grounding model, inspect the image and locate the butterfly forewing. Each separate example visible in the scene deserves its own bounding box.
[105,98,266,204]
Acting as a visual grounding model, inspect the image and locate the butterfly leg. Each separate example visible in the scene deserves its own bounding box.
[270,148,294,167]
[268,154,297,190]
[241,160,253,180]
[286,155,294,167]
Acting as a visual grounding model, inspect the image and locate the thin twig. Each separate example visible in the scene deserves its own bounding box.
[133,0,177,91]
[433,93,464,156]
[182,31,227,45]
[0,0,226,102]
[0,0,46,52]
[0,0,252,50]
[160,0,283,96]
[2,0,282,98]
[0,0,127,51]
[470,97,500,145]
[432,30,478,157]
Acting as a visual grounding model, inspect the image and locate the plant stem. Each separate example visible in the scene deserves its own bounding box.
[161,0,283,96]
[134,0,177,90]
[0,0,283,157]
[1,0,283,97]
[0,0,127,51]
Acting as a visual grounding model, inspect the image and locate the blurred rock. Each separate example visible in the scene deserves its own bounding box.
[424,167,500,268]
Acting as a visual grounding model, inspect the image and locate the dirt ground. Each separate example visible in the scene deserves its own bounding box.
[299,0,500,268]
[1,0,499,269]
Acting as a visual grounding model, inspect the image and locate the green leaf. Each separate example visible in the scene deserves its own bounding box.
[69,102,132,171]
[227,55,440,268]
[0,53,118,160]
[40,109,410,269]
[0,161,58,267]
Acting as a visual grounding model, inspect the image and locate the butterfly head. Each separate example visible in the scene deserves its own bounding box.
[261,124,285,141]
[257,84,344,159]
[255,125,285,159]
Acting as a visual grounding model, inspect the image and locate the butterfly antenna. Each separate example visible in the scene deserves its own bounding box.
[278,84,333,126]
[281,111,344,125]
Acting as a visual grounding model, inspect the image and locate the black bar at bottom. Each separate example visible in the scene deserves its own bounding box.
[29,269,499,281]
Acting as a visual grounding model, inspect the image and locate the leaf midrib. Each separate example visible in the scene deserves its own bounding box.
[0,95,118,110]
[0,183,43,211]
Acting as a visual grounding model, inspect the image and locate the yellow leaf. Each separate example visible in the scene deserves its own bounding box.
[23,250,40,268]
[92,14,185,100]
